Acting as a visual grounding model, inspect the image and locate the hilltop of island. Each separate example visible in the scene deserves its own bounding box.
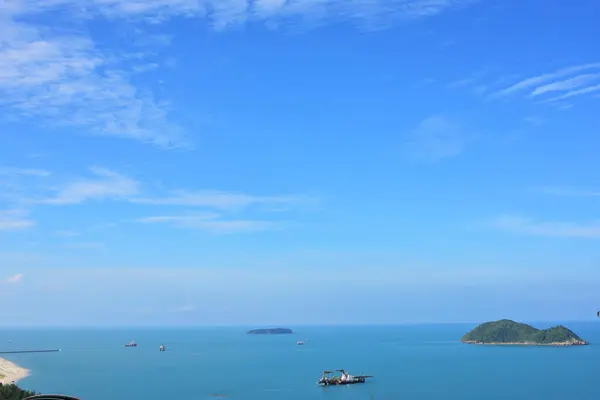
[461,319,588,346]
[247,328,293,334]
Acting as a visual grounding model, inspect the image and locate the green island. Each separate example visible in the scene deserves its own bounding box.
[461,319,588,346]
[0,383,37,400]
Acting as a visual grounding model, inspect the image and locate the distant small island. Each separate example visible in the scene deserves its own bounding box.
[461,319,588,346]
[247,328,293,334]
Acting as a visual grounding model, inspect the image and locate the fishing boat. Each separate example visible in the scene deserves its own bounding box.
[317,369,372,386]
[297,340,305,345]
[124,341,137,347]
[159,345,165,351]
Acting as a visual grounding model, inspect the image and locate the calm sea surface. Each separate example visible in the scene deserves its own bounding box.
[1,323,598,400]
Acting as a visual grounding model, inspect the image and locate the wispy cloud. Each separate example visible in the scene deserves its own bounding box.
[22,0,479,28]
[542,84,600,103]
[529,73,600,97]
[0,3,187,148]
[446,77,478,89]
[492,215,600,238]
[484,63,600,107]
[36,167,314,211]
[523,116,544,127]
[39,167,140,205]
[452,63,600,106]
[0,1,479,149]
[133,190,315,211]
[536,186,600,197]
[0,167,51,177]
[59,242,105,250]
[446,70,491,92]
[3,273,24,284]
[402,114,472,162]
[137,214,280,234]
[0,167,52,205]
[12,166,313,233]
[0,210,34,231]
[493,62,600,97]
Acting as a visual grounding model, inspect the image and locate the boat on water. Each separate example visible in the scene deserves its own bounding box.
[159,345,165,351]
[124,341,137,347]
[317,369,372,386]
[297,338,308,345]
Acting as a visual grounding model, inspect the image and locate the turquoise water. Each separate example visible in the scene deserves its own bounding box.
[1,323,599,400]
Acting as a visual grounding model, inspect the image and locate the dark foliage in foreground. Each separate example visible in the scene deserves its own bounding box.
[0,383,37,400]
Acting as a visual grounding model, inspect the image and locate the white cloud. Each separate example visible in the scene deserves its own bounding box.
[0,210,34,231]
[133,190,314,211]
[492,62,600,97]
[0,0,479,149]
[0,167,52,205]
[18,0,478,28]
[34,167,314,210]
[536,186,600,197]
[402,114,471,162]
[542,83,600,103]
[0,167,51,177]
[137,214,280,234]
[3,273,24,284]
[452,63,600,106]
[0,3,187,148]
[492,215,600,238]
[8,166,313,233]
[40,167,140,205]
[253,0,287,17]
[530,73,600,97]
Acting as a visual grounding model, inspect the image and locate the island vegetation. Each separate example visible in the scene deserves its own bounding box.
[0,383,37,400]
[246,328,293,334]
[461,319,588,346]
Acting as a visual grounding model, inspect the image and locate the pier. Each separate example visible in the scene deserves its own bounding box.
[0,349,60,354]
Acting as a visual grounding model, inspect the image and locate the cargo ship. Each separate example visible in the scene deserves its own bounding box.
[317,369,372,386]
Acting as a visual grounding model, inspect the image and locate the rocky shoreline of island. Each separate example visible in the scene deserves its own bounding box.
[462,339,588,346]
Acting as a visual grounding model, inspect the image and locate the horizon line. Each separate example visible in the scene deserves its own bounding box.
[0,319,596,329]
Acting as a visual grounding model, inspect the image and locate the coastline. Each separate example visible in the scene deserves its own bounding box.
[0,357,30,385]
[462,340,588,346]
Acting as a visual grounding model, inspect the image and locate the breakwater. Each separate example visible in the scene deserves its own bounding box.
[0,349,60,354]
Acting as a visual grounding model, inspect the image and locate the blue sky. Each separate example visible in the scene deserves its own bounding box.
[1,0,599,326]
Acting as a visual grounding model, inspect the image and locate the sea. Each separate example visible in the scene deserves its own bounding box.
[1,322,599,400]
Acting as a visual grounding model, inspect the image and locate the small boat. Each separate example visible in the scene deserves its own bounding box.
[159,345,165,351]
[297,341,304,345]
[317,370,372,386]
[124,341,137,347]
